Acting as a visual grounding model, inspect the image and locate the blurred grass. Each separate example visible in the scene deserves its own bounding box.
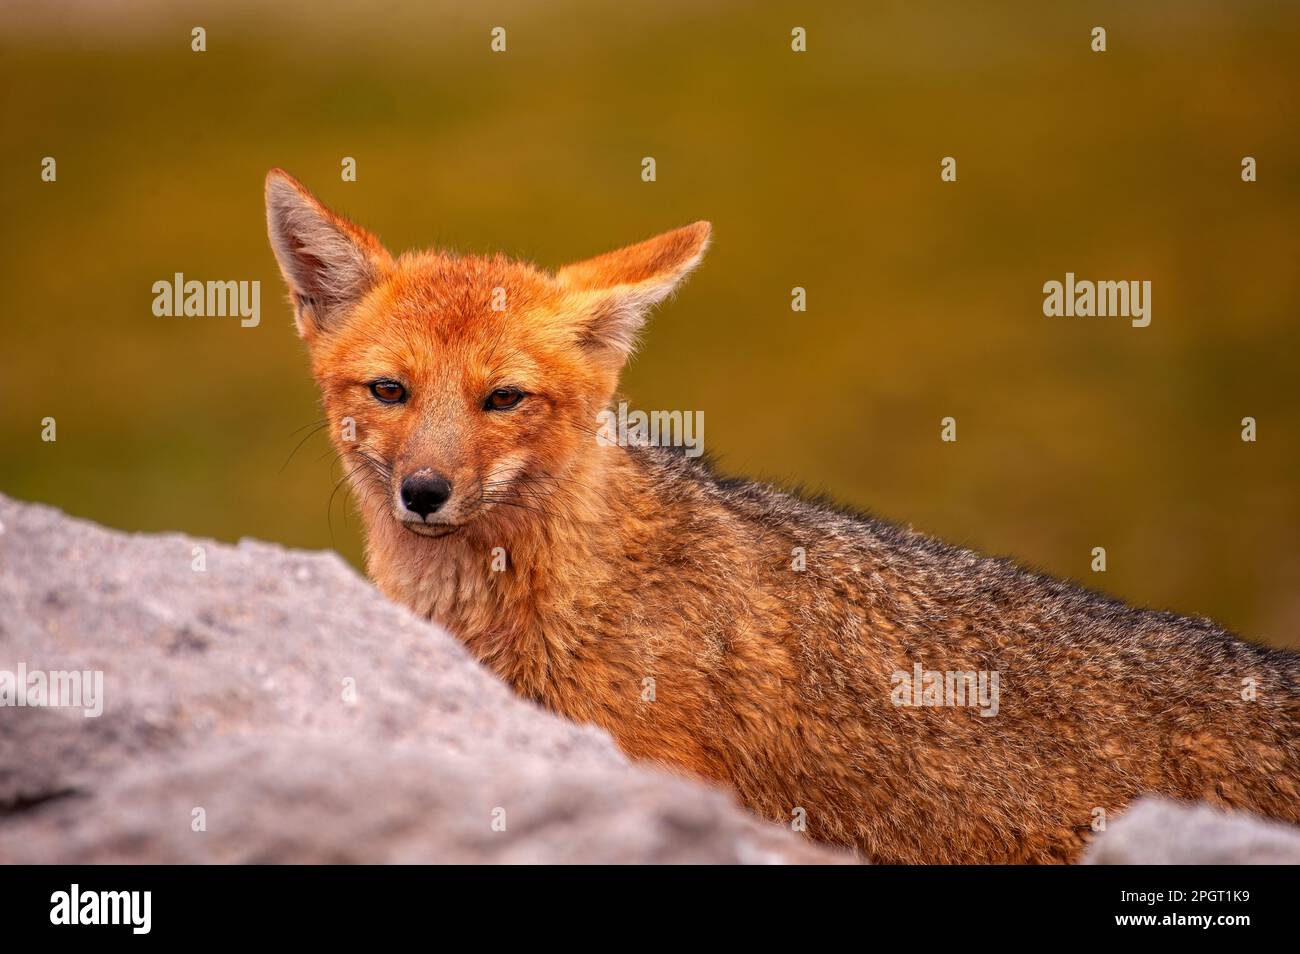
[1,0,1297,647]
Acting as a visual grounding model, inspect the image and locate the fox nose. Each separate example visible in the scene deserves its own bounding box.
[400,474,453,519]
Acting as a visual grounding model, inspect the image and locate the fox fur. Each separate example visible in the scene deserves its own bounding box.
[266,169,1300,863]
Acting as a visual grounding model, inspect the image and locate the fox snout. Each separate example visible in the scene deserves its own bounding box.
[399,471,453,520]
[392,463,469,537]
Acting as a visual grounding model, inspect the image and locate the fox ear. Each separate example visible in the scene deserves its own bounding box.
[557,221,711,364]
[264,168,392,338]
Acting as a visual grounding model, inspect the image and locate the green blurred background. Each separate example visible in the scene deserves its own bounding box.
[2,1,1297,648]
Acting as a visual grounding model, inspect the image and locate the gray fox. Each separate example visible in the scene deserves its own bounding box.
[266,169,1300,862]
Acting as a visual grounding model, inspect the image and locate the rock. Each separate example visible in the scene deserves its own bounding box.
[0,493,843,864]
[1085,797,1300,865]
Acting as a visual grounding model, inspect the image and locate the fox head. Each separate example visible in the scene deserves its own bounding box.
[265,169,710,542]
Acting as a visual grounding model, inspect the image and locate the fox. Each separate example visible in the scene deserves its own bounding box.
[265,169,1300,863]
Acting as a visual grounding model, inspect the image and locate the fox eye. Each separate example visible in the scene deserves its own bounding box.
[484,387,524,411]
[369,380,407,404]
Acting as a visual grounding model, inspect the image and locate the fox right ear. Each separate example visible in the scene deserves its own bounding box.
[264,169,391,338]
[557,221,711,368]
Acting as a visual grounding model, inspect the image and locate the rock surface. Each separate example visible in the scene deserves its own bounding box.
[3,493,1298,865]
[1084,797,1300,865]
[0,493,841,863]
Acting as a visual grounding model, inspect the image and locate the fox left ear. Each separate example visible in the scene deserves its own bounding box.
[264,168,392,339]
[557,221,711,364]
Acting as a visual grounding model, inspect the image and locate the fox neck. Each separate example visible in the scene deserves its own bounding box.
[362,442,642,702]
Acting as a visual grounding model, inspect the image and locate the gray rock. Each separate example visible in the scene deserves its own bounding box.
[0,494,843,864]
[1085,797,1300,865]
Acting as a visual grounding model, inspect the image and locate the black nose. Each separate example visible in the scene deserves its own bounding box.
[400,474,453,518]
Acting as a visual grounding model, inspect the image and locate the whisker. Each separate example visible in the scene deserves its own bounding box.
[481,498,550,517]
[286,417,328,437]
[327,455,384,544]
[280,420,331,474]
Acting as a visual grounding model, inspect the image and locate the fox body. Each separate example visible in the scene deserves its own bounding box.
[266,170,1300,863]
